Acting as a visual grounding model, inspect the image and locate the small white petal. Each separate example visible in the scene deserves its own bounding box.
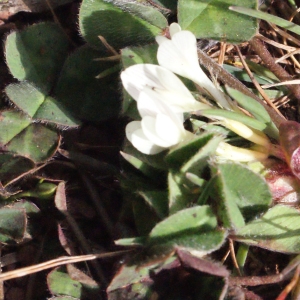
[141,116,174,147]
[121,64,164,101]
[121,70,142,101]
[137,90,164,117]
[155,35,169,45]
[171,31,199,67]
[155,113,185,145]
[125,121,164,155]
[157,38,190,79]
[169,23,181,37]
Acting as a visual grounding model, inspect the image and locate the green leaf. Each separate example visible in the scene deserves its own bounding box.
[60,150,118,176]
[252,88,285,100]
[190,119,230,136]
[235,205,300,254]
[118,1,168,29]
[0,207,27,243]
[120,151,163,179]
[180,135,223,176]
[223,64,274,85]
[144,0,178,11]
[0,110,31,145]
[0,154,35,185]
[5,82,79,127]
[245,59,281,84]
[122,44,158,68]
[13,200,41,239]
[225,87,271,123]
[122,140,168,171]
[201,109,267,130]
[79,0,166,50]
[165,132,215,169]
[133,195,161,236]
[54,45,121,122]
[230,5,300,36]
[114,236,146,246]
[158,229,226,253]
[148,205,226,253]
[6,123,59,163]
[168,171,194,214]
[225,86,279,140]
[138,190,169,219]
[150,205,216,238]
[5,23,69,93]
[178,0,257,43]
[210,162,272,228]
[107,261,162,299]
[47,269,82,298]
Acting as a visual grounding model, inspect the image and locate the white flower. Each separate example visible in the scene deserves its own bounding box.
[216,142,269,162]
[121,64,211,115]
[216,118,271,148]
[126,109,193,155]
[156,23,231,109]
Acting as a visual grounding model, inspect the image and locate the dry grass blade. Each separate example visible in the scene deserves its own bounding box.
[257,34,297,51]
[275,48,300,63]
[262,80,300,89]
[98,35,119,56]
[0,250,131,281]
[268,23,300,47]
[229,239,242,276]
[275,265,300,300]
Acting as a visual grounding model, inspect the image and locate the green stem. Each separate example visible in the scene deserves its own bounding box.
[236,243,249,275]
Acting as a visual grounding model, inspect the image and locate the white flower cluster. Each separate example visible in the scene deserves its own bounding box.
[121,23,270,160]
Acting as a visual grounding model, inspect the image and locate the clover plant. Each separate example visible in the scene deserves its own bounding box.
[2,0,300,299]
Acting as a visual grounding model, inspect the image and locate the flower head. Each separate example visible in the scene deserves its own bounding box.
[125,105,193,155]
[121,64,210,115]
[156,23,231,109]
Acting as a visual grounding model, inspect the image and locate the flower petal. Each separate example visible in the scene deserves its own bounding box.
[157,30,201,78]
[171,30,199,67]
[155,35,168,45]
[141,115,174,147]
[169,22,181,37]
[122,64,210,113]
[155,113,185,145]
[222,119,270,147]
[121,64,164,101]
[126,121,164,155]
[137,89,165,117]
[156,28,232,109]
[157,33,216,91]
[216,142,268,162]
[157,38,191,79]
